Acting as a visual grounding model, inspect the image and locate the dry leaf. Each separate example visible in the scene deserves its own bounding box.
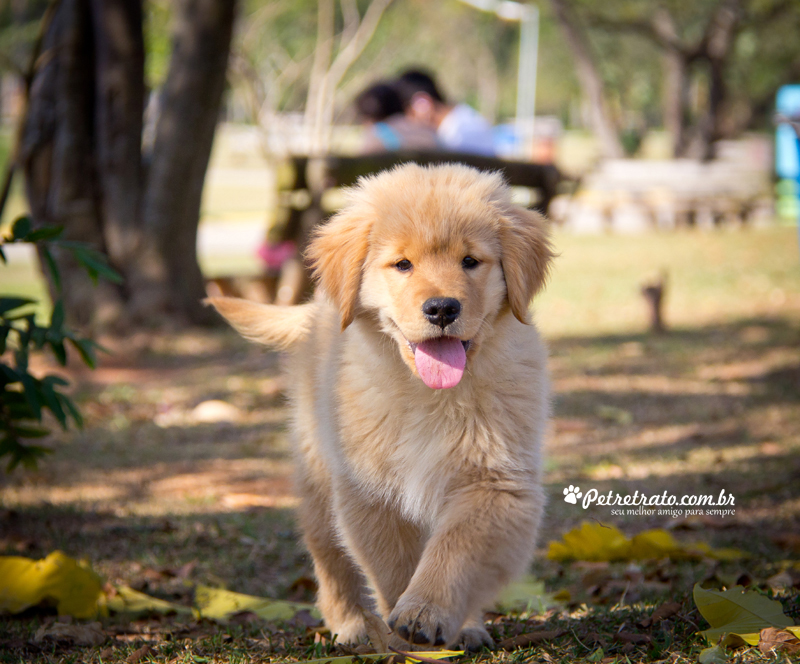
[361,608,391,652]
[125,644,152,664]
[640,601,682,627]
[693,584,793,645]
[499,629,565,649]
[758,627,800,655]
[33,621,106,646]
[615,631,651,645]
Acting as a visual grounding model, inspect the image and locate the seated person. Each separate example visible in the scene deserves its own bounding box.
[394,69,496,157]
[354,81,439,153]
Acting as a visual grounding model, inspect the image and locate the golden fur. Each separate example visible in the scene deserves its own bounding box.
[208,163,554,650]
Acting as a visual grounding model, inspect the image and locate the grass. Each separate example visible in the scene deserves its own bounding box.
[1,227,799,663]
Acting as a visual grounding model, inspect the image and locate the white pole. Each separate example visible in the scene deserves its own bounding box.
[515,5,539,160]
[458,0,540,159]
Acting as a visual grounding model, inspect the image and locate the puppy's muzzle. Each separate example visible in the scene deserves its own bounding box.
[422,297,461,329]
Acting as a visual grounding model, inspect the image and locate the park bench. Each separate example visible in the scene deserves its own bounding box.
[208,151,561,304]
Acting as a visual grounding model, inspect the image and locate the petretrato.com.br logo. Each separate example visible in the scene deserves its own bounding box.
[562,485,736,518]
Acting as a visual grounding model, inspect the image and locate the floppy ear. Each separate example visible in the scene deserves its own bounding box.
[306,205,372,329]
[498,206,554,324]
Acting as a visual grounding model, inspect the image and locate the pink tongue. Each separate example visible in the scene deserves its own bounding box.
[414,337,467,389]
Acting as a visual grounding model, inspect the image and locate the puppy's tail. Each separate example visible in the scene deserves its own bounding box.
[205,296,315,351]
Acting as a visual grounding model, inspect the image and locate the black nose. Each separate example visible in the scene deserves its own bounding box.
[422,297,461,328]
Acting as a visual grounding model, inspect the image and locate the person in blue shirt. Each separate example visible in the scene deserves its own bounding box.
[355,81,439,153]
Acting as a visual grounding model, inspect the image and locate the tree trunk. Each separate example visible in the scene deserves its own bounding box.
[134,0,237,325]
[90,0,145,270]
[549,0,624,159]
[663,49,689,157]
[696,1,740,160]
[21,0,123,329]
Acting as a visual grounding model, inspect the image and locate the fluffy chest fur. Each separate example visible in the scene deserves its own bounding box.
[299,302,549,528]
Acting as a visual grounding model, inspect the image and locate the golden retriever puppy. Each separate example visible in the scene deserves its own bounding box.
[208,163,553,650]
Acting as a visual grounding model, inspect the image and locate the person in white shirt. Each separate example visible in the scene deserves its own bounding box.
[394,69,496,157]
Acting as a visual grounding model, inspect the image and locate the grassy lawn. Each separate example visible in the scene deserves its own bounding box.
[1,227,799,663]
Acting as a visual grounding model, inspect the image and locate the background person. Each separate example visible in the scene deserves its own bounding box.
[354,81,439,153]
[394,68,496,157]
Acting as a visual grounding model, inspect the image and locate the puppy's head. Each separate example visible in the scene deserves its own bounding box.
[307,164,553,389]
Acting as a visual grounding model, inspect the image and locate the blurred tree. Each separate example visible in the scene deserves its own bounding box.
[549,0,624,158]
[12,0,236,327]
[551,0,800,159]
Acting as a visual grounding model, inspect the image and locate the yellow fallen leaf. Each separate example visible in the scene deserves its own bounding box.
[194,584,320,622]
[686,542,745,561]
[627,529,680,559]
[297,651,463,664]
[547,522,629,561]
[547,522,744,562]
[496,575,560,613]
[0,551,103,618]
[693,584,793,645]
[105,585,192,616]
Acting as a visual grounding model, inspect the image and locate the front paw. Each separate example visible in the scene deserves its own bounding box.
[387,597,459,647]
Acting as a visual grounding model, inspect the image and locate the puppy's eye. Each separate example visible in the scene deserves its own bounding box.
[462,256,480,269]
[395,259,413,272]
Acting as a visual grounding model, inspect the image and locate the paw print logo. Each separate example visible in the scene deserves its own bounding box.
[563,485,582,505]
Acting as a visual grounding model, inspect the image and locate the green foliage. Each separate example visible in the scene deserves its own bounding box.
[0,216,120,472]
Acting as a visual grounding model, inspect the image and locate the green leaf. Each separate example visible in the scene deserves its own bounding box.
[12,426,50,438]
[24,225,63,242]
[496,575,561,614]
[1,364,21,383]
[40,379,67,428]
[18,445,51,470]
[10,216,32,241]
[0,324,11,354]
[18,373,42,420]
[41,246,61,292]
[0,297,37,316]
[71,247,123,284]
[698,645,728,664]
[49,339,67,366]
[693,584,793,645]
[59,394,83,428]
[68,338,97,369]
[49,301,65,333]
